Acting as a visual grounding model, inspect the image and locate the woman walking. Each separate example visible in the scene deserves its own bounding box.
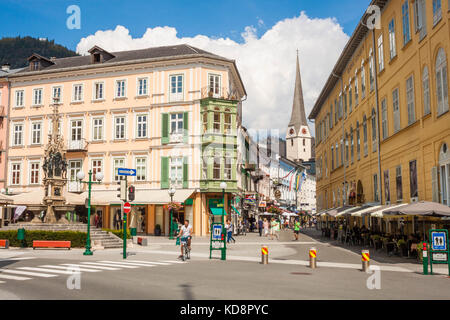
[263,218,269,237]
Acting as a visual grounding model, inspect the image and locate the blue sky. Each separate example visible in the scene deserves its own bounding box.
[1,0,371,51]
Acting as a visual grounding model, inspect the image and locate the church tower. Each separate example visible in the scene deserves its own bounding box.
[286,52,312,163]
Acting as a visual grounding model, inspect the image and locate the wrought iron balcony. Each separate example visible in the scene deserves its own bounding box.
[66,138,88,152]
[201,86,239,101]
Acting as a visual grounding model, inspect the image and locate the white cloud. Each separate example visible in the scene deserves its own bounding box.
[76,12,349,136]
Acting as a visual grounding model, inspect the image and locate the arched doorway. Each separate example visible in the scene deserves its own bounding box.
[357,180,364,204]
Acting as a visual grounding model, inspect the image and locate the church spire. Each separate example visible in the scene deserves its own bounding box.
[288,51,308,132]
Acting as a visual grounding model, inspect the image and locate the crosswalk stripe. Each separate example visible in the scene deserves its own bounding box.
[98,261,157,267]
[0,257,36,261]
[124,260,171,266]
[0,274,31,280]
[81,262,138,269]
[0,269,58,278]
[159,260,186,264]
[18,267,79,275]
[40,265,101,273]
[61,264,120,271]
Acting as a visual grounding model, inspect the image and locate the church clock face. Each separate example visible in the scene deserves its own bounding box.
[302,128,307,135]
[289,128,295,136]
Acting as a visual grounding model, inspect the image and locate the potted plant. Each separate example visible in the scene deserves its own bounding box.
[155,224,161,236]
[397,239,408,257]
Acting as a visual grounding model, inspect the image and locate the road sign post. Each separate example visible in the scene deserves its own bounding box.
[428,229,449,276]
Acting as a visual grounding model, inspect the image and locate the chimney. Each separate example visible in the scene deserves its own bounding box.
[1,63,11,72]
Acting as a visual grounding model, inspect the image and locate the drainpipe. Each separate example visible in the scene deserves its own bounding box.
[372,28,382,205]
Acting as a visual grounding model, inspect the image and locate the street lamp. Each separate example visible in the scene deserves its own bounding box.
[168,187,176,240]
[77,170,103,256]
[220,181,227,260]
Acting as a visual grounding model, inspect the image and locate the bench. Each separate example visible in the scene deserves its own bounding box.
[33,240,71,250]
[0,239,9,249]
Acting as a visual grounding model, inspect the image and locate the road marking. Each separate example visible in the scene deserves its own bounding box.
[98,261,157,267]
[80,262,139,269]
[0,274,31,281]
[0,269,58,278]
[61,264,121,271]
[18,267,79,275]
[159,260,187,264]
[0,257,36,261]
[120,260,171,266]
[39,265,101,273]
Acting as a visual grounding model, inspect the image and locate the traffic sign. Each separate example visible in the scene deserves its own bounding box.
[117,168,137,176]
[431,231,447,251]
[123,202,131,214]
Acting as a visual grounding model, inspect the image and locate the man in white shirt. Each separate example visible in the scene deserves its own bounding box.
[177,220,192,259]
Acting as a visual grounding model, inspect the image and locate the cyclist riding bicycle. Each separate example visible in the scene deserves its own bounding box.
[177,219,192,260]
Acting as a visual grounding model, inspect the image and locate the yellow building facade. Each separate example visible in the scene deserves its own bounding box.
[309,0,450,211]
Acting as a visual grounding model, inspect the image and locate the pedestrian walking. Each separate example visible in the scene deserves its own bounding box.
[225,219,236,243]
[263,218,269,237]
[293,219,301,241]
[258,218,263,237]
[270,218,280,240]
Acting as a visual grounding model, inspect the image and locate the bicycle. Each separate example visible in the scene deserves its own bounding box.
[179,236,191,261]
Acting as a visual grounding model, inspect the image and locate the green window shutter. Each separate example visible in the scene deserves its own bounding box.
[183,156,188,189]
[183,112,189,144]
[161,113,169,145]
[161,157,169,189]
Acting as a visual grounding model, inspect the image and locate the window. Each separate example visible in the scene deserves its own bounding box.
[329,106,333,129]
[381,98,388,139]
[169,74,183,101]
[92,117,103,141]
[31,61,39,71]
[94,82,104,100]
[73,84,83,102]
[396,166,403,201]
[213,111,221,133]
[11,163,21,185]
[340,138,344,165]
[91,159,102,178]
[68,160,82,185]
[356,121,361,160]
[170,157,183,187]
[409,160,418,199]
[374,174,379,202]
[113,158,125,182]
[209,74,221,97]
[439,143,450,205]
[371,109,377,152]
[15,90,24,107]
[334,100,338,124]
[137,78,148,96]
[384,170,391,203]
[389,19,397,59]
[435,48,449,115]
[406,75,416,125]
[369,49,374,91]
[331,146,335,170]
[393,88,401,133]
[114,116,126,140]
[343,91,347,118]
[12,123,23,146]
[378,35,384,71]
[348,84,353,113]
[203,112,208,132]
[115,80,126,98]
[30,162,40,185]
[52,86,62,103]
[32,88,43,106]
[414,0,427,39]
[338,94,343,119]
[136,157,147,181]
[350,127,354,164]
[345,134,349,166]
[170,113,183,135]
[363,115,368,157]
[224,153,232,180]
[70,120,83,142]
[335,143,339,168]
[224,112,232,134]
[423,66,431,115]
[31,122,42,145]
[433,0,442,25]
[213,156,221,179]
[402,1,411,45]
[136,114,148,138]
[361,61,366,98]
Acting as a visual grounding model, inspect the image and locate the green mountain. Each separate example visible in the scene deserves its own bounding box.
[0,36,79,69]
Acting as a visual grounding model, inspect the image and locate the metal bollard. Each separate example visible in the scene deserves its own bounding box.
[309,247,317,269]
[362,250,370,272]
[261,246,268,264]
[422,242,428,275]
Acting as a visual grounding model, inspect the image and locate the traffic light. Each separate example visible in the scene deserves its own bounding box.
[128,185,135,202]
[117,178,126,201]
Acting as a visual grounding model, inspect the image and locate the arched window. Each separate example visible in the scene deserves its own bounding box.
[423,66,431,115]
[356,121,361,160]
[363,115,368,156]
[435,48,448,115]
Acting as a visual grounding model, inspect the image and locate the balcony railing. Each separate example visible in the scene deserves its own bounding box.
[201,86,240,101]
[67,138,88,151]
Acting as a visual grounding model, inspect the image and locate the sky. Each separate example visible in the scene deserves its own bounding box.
[0,0,372,135]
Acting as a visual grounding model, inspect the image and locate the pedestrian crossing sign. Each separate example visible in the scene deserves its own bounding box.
[431,231,447,251]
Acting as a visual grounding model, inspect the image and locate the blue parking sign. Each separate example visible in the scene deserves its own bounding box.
[431,232,447,251]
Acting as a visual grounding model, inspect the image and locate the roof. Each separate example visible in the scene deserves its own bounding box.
[0,67,25,78]
[308,0,388,120]
[15,44,230,74]
[288,53,308,131]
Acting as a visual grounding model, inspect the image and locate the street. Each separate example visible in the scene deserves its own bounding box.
[0,231,449,300]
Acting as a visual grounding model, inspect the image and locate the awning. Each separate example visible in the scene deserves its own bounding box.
[0,193,14,204]
[231,205,241,216]
[210,207,226,216]
[371,203,409,218]
[351,205,383,217]
[382,201,450,217]
[336,206,359,217]
[9,189,85,206]
[322,206,354,217]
